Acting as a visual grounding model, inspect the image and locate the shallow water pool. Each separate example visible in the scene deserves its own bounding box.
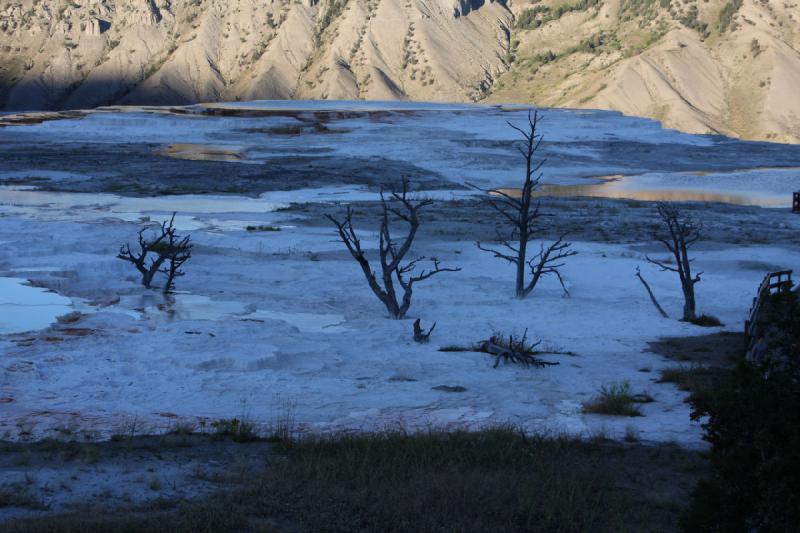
[0,278,73,334]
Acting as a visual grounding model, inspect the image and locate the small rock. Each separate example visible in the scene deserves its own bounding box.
[432,385,467,393]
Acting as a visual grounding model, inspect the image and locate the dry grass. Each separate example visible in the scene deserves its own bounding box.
[582,381,645,417]
[210,418,258,443]
[647,331,743,366]
[657,365,724,396]
[648,331,744,401]
[0,485,45,511]
[2,429,706,532]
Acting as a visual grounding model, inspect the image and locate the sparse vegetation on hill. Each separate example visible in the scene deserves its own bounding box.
[494,0,800,143]
[718,0,744,33]
[1,0,799,141]
[515,0,602,30]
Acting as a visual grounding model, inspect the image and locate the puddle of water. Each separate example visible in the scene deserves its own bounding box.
[124,293,249,322]
[0,185,472,230]
[159,143,252,163]
[536,183,787,206]
[249,309,347,333]
[495,169,795,208]
[116,292,347,331]
[0,187,288,222]
[0,278,73,334]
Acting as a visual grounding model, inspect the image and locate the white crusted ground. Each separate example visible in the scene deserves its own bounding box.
[2,186,799,448]
[2,103,800,449]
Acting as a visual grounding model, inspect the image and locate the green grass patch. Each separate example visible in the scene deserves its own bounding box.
[583,381,644,416]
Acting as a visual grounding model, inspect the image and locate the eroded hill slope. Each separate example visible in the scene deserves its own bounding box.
[1,0,799,142]
[493,0,800,143]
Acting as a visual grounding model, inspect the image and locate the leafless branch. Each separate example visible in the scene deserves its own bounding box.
[523,234,578,297]
[635,266,669,318]
[327,179,461,319]
[413,318,436,343]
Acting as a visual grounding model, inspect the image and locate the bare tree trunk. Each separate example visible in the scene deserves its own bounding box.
[679,240,698,321]
[141,267,159,289]
[682,285,697,322]
[515,150,534,298]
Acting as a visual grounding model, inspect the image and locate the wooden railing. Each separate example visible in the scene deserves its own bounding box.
[745,270,793,348]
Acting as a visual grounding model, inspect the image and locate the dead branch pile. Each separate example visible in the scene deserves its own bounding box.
[479,330,559,368]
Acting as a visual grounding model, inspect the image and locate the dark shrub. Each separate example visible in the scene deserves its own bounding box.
[682,292,800,531]
[688,314,723,327]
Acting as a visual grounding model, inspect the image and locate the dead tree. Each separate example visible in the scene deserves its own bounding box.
[326,180,460,319]
[413,318,436,343]
[646,202,702,322]
[118,213,193,293]
[469,110,576,298]
[118,216,174,289]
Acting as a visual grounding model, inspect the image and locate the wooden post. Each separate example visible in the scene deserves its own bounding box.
[793,192,800,213]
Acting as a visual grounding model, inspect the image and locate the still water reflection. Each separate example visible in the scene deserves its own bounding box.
[497,171,795,208]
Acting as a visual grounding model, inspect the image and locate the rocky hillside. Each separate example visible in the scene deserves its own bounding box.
[1,0,799,142]
[0,0,513,108]
[493,0,800,143]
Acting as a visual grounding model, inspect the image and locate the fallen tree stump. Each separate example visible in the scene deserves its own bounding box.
[481,330,559,368]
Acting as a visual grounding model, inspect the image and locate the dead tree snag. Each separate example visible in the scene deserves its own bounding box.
[326,179,460,319]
